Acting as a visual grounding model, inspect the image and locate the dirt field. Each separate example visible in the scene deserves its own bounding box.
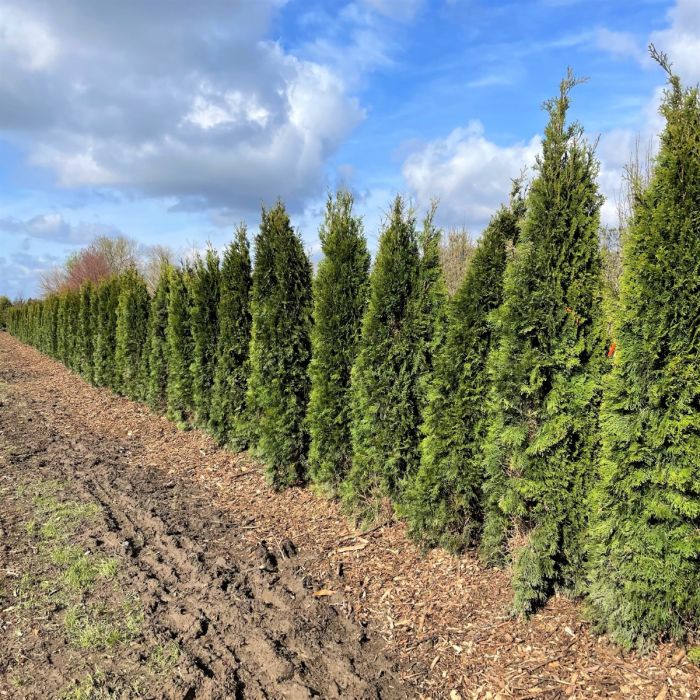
[1,331,699,699]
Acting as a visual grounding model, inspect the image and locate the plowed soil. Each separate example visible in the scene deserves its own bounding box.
[0,335,404,699]
[1,331,699,699]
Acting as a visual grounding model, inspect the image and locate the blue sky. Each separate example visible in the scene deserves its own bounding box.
[0,0,697,298]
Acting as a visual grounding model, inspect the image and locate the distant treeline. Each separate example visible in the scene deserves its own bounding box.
[7,57,700,656]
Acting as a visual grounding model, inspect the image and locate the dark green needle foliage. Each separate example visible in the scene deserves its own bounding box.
[411,204,449,418]
[0,296,11,330]
[146,262,171,412]
[209,225,253,449]
[115,267,150,401]
[588,52,700,650]
[69,291,81,371]
[166,265,195,428]
[190,246,220,428]
[56,293,70,366]
[88,284,101,377]
[77,281,95,383]
[45,295,60,358]
[307,192,370,490]
[404,190,524,552]
[480,72,606,615]
[246,201,313,488]
[93,276,121,389]
[341,196,425,519]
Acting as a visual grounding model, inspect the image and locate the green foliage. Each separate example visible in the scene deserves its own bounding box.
[0,295,11,330]
[93,276,121,389]
[57,295,69,363]
[480,73,606,615]
[189,247,220,427]
[46,296,59,357]
[411,204,449,416]
[246,201,313,488]
[209,225,252,448]
[166,265,194,428]
[146,263,171,412]
[587,64,700,650]
[77,282,95,383]
[6,64,699,656]
[342,196,445,518]
[68,291,81,370]
[115,268,150,400]
[403,193,523,552]
[307,192,370,489]
[57,292,78,368]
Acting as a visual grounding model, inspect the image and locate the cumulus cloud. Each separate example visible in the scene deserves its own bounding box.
[0,1,364,213]
[651,0,700,83]
[0,213,123,244]
[0,251,61,299]
[404,0,700,233]
[401,113,660,232]
[593,0,700,225]
[593,1,700,81]
[402,121,541,230]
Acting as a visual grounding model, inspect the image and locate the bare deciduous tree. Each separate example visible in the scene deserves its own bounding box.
[140,244,174,294]
[39,235,140,297]
[439,227,476,296]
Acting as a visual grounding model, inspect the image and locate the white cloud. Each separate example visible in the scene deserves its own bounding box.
[0,251,61,299]
[0,1,363,213]
[402,121,541,230]
[593,0,700,226]
[185,90,271,131]
[651,0,700,83]
[0,5,59,71]
[405,0,700,233]
[297,0,428,88]
[0,213,122,243]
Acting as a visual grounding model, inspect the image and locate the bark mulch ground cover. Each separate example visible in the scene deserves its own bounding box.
[1,331,698,699]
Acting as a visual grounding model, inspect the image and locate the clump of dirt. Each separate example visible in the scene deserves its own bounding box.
[0,357,406,699]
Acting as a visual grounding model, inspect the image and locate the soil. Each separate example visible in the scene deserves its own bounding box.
[0,335,404,699]
[1,331,699,699]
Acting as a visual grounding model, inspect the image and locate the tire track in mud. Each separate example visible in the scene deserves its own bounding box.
[1,377,406,699]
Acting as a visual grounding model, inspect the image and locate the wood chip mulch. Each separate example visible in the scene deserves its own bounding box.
[2,332,698,699]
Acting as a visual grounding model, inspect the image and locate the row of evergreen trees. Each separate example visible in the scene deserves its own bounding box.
[6,60,699,654]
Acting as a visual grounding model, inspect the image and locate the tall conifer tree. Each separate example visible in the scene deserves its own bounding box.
[588,53,700,649]
[246,202,313,488]
[56,293,70,366]
[93,276,121,389]
[190,247,220,427]
[89,283,101,379]
[68,290,81,371]
[115,268,150,400]
[341,196,423,517]
[480,73,606,614]
[404,191,523,551]
[146,263,171,412]
[308,192,370,489]
[46,295,59,358]
[209,225,252,448]
[77,281,95,383]
[411,204,449,420]
[166,265,194,428]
